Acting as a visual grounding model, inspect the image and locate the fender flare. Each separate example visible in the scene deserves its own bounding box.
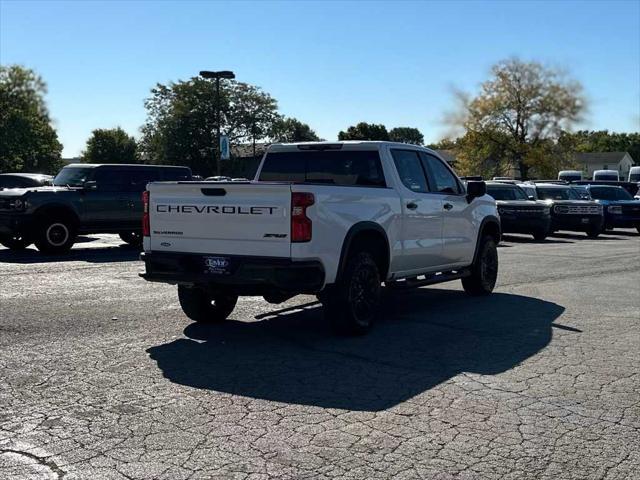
[335,221,391,283]
[32,203,80,224]
[471,215,501,265]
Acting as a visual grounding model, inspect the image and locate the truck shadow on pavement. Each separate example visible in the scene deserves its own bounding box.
[0,242,140,264]
[147,290,565,411]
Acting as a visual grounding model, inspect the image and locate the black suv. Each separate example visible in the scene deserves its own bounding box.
[486,182,551,241]
[0,164,191,253]
[533,183,604,238]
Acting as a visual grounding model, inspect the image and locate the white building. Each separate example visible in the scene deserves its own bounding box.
[574,152,635,180]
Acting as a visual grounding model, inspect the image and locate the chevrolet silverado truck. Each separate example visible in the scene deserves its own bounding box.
[0,164,191,252]
[140,142,501,334]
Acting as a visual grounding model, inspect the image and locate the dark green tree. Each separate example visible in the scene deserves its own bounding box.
[270,117,320,143]
[559,130,640,162]
[338,122,389,141]
[140,77,279,176]
[81,127,138,164]
[0,65,63,174]
[389,127,424,145]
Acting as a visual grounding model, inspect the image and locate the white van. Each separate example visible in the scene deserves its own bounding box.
[593,170,619,181]
[558,170,582,182]
[629,166,640,183]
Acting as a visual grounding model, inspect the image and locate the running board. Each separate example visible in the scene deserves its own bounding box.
[386,269,471,290]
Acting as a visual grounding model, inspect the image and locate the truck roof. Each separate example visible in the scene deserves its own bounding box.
[65,163,189,169]
[267,140,439,154]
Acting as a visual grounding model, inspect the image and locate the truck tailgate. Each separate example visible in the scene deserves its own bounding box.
[147,182,292,257]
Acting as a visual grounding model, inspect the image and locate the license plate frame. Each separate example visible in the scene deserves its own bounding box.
[203,256,231,275]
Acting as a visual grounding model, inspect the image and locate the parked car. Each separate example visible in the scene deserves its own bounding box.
[0,173,52,189]
[0,163,192,252]
[140,141,501,334]
[533,183,604,238]
[593,169,619,181]
[558,170,582,182]
[628,166,640,183]
[571,180,639,198]
[485,182,551,241]
[586,185,640,233]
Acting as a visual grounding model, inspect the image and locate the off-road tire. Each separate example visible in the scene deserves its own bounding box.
[177,285,238,323]
[532,230,547,242]
[321,251,381,335]
[462,235,498,296]
[586,228,601,238]
[1,235,32,250]
[34,217,76,254]
[119,231,143,247]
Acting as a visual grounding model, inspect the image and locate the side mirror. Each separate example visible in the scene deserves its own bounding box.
[528,195,535,201]
[466,181,486,202]
[83,180,97,191]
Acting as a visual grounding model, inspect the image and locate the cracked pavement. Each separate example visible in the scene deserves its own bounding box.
[0,231,639,479]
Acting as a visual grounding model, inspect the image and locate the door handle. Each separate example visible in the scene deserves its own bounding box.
[443,203,453,211]
[406,202,418,210]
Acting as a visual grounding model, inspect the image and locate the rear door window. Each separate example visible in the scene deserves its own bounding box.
[391,150,429,193]
[259,150,385,187]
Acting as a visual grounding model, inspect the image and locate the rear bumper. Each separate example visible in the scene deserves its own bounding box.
[139,251,325,295]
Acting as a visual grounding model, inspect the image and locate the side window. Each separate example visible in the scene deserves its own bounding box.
[391,150,429,193]
[161,168,192,181]
[128,168,160,192]
[420,153,462,194]
[92,168,130,192]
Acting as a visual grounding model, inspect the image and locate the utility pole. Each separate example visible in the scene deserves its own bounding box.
[199,70,235,176]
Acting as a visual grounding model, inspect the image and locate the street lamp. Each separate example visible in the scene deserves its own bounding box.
[199,70,235,176]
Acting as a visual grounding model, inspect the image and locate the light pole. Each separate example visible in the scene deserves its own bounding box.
[199,70,235,176]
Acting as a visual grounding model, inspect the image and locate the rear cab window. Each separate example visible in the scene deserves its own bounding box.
[259,150,386,187]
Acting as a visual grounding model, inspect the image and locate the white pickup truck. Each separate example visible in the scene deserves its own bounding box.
[140,142,500,334]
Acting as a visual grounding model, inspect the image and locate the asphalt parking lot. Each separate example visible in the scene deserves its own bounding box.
[0,231,639,480]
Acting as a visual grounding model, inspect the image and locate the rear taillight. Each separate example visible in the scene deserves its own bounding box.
[291,192,314,242]
[142,190,150,237]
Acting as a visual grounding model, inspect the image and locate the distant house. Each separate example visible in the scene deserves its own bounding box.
[574,152,635,180]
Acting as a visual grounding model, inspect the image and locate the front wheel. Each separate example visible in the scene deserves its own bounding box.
[462,235,498,296]
[532,229,547,242]
[119,231,143,247]
[177,285,237,323]
[321,251,381,335]
[586,228,601,238]
[1,235,32,251]
[34,218,76,254]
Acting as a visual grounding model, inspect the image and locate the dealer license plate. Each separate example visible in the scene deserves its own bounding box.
[204,256,231,275]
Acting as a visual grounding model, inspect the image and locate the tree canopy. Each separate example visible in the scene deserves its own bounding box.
[338,122,390,141]
[270,117,320,143]
[140,78,279,176]
[559,130,640,163]
[0,65,63,174]
[452,58,586,179]
[389,127,424,145]
[81,127,138,164]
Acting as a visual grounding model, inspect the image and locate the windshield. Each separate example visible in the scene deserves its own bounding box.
[486,185,528,200]
[559,174,581,182]
[594,174,618,181]
[53,167,94,187]
[537,187,581,201]
[589,186,633,201]
[630,173,640,182]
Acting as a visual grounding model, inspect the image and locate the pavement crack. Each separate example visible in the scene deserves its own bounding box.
[0,448,66,479]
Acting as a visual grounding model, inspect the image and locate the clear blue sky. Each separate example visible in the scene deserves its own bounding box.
[1,0,639,157]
